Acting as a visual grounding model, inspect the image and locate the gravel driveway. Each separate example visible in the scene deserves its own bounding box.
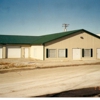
[0,64,100,97]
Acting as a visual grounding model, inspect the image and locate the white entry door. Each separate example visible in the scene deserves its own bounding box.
[73,49,81,60]
[25,48,29,58]
[7,46,21,58]
[97,49,100,59]
[0,47,2,58]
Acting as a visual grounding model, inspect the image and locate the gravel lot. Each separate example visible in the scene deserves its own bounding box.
[0,61,100,97]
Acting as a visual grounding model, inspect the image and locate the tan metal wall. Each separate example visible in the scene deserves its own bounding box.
[30,45,43,60]
[0,45,6,59]
[44,32,100,60]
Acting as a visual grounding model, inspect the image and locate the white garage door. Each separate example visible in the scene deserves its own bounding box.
[7,46,21,58]
[97,49,100,59]
[73,49,81,60]
[0,47,2,58]
[25,48,29,58]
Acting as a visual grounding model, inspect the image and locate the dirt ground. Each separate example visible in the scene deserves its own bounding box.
[0,60,100,97]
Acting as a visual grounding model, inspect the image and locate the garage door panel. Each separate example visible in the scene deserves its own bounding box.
[7,46,21,58]
[25,48,29,58]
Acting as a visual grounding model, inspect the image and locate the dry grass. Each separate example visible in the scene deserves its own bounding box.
[0,62,29,69]
[0,61,100,70]
[0,62,10,65]
[35,62,100,70]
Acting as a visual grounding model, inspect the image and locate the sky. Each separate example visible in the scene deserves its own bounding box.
[0,0,100,36]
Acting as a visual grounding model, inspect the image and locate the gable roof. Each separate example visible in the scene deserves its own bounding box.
[33,29,82,44]
[33,29,100,44]
[0,29,100,45]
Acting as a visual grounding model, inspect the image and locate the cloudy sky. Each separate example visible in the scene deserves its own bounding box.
[0,0,100,36]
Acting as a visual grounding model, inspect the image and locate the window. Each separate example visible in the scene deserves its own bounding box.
[82,49,93,57]
[47,49,57,58]
[84,49,91,57]
[58,49,65,58]
[46,48,68,58]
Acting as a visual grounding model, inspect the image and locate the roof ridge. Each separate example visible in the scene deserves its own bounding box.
[0,29,83,37]
[40,29,83,37]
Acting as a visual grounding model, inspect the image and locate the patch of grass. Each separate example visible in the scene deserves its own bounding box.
[15,64,28,68]
[0,62,10,65]
[0,61,100,70]
[0,62,29,69]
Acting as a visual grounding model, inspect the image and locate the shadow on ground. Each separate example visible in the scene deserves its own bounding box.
[35,87,100,97]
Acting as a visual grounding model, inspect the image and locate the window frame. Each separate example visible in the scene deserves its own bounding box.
[82,48,93,58]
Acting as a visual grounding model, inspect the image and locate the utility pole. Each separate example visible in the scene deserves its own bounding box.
[62,24,69,32]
